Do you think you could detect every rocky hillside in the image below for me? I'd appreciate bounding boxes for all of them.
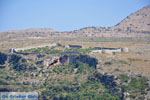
[69,6,150,34]
[0,46,150,100]
[114,6,150,33]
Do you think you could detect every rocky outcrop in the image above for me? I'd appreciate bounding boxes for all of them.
[60,55,98,68]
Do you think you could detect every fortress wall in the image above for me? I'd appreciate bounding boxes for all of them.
[90,50,102,54]
[121,48,129,52]
[14,43,57,52]
[91,48,126,54]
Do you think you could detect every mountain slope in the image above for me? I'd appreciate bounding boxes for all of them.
[114,6,150,32]
[69,6,150,34]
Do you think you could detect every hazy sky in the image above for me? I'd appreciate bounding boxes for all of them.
[0,0,149,32]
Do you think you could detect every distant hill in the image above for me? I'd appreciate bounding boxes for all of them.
[69,6,150,34]
[6,28,59,34]
[114,6,150,33]
[1,6,150,35]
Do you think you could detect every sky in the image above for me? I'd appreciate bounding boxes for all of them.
[0,0,149,32]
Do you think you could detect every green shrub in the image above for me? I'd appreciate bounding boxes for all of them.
[9,54,27,71]
[9,54,21,65]
[123,77,147,94]
[128,58,142,62]
[118,74,130,82]
[0,52,7,65]
[22,47,63,54]
[119,60,128,64]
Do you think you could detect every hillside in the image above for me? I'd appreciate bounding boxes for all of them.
[69,6,150,34]
[114,6,150,33]
[1,44,150,100]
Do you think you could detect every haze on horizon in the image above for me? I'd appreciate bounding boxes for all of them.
[0,0,149,32]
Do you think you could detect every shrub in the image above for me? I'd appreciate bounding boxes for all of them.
[9,54,21,65]
[104,62,112,66]
[123,77,147,94]
[0,52,7,65]
[9,54,27,71]
[128,58,142,62]
[119,60,128,64]
[118,74,130,82]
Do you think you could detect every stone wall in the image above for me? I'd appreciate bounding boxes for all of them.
[91,47,128,54]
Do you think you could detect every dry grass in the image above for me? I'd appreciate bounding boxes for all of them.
[0,33,150,76]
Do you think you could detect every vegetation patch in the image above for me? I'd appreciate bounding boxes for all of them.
[0,52,7,65]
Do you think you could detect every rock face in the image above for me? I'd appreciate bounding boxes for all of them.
[60,55,98,68]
